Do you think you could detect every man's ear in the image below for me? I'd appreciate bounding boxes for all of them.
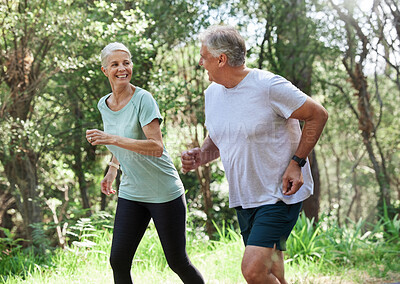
[218,54,228,67]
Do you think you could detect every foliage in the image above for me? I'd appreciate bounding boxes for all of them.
[1,214,400,283]
[0,227,53,282]
[286,213,400,275]
[0,3,400,281]
[0,228,25,255]
[0,0,207,241]
[314,0,399,217]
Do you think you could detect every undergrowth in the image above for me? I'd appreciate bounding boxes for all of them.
[1,210,399,283]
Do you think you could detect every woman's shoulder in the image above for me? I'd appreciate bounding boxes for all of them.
[97,93,112,109]
[130,86,157,105]
[134,86,153,98]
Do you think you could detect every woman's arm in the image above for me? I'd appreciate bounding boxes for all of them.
[86,118,164,157]
[101,156,120,196]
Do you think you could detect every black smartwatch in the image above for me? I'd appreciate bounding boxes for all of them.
[292,155,306,167]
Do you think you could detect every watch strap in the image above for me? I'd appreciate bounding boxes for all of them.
[108,161,120,170]
[292,155,306,167]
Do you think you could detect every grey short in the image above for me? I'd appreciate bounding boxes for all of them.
[235,201,302,251]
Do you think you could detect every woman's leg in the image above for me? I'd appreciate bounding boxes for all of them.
[110,198,151,284]
[149,194,205,284]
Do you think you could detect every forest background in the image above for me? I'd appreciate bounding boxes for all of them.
[0,0,399,283]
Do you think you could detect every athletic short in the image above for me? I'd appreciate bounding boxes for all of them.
[235,201,302,251]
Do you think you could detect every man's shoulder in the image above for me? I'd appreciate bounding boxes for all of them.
[252,69,276,81]
[205,82,222,92]
[252,69,294,90]
[204,82,224,98]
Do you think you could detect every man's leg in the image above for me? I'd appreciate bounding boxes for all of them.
[241,245,287,284]
[237,202,302,284]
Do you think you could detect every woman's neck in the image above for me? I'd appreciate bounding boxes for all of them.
[106,84,135,111]
[111,84,135,102]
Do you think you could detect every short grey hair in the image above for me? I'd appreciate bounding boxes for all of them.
[199,25,246,67]
[100,42,132,69]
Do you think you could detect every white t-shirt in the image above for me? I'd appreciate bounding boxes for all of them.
[205,69,313,209]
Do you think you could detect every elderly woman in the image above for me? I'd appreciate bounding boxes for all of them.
[86,42,204,284]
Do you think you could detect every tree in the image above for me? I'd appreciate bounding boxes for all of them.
[372,0,400,203]
[0,0,157,241]
[0,0,214,243]
[0,0,86,241]
[325,0,395,216]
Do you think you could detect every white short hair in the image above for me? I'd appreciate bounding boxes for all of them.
[101,42,132,69]
[199,25,246,67]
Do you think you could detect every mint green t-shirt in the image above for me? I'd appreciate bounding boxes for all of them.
[97,87,184,203]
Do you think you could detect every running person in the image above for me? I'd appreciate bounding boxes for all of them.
[181,25,328,284]
[87,42,204,284]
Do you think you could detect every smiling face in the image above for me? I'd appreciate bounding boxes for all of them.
[199,45,220,82]
[101,50,133,89]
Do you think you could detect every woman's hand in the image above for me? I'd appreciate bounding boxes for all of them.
[101,168,118,196]
[86,129,116,146]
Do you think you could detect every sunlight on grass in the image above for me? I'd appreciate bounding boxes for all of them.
[1,213,399,284]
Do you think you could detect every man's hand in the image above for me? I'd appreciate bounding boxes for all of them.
[282,161,304,195]
[181,148,202,174]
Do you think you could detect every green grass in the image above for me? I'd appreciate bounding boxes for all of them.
[1,213,399,284]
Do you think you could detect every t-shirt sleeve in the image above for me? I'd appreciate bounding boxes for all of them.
[204,84,215,140]
[204,88,209,129]
[138,91,163,127]
[268,75,307,119]
[97,94,109,113]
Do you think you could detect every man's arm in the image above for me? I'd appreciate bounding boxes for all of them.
[181,135,220,174]
[282,97,328,195]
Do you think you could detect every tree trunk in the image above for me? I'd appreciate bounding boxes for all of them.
[330,0,393,219]
[195,164,215,238]
[0,32,46,241]
[0,188,16,236]
[352,62,391,216]
[3,146,42,240]
[72,102,91,215]
[302,150,320,222]
[76,163,92,215]
[363,134,391,214]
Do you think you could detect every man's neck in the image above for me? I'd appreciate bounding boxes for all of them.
[219,66,251,89]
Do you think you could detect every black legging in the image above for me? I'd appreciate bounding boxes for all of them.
[110,194,204,284]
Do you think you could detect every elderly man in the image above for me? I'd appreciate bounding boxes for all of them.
[181,25,328,284]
